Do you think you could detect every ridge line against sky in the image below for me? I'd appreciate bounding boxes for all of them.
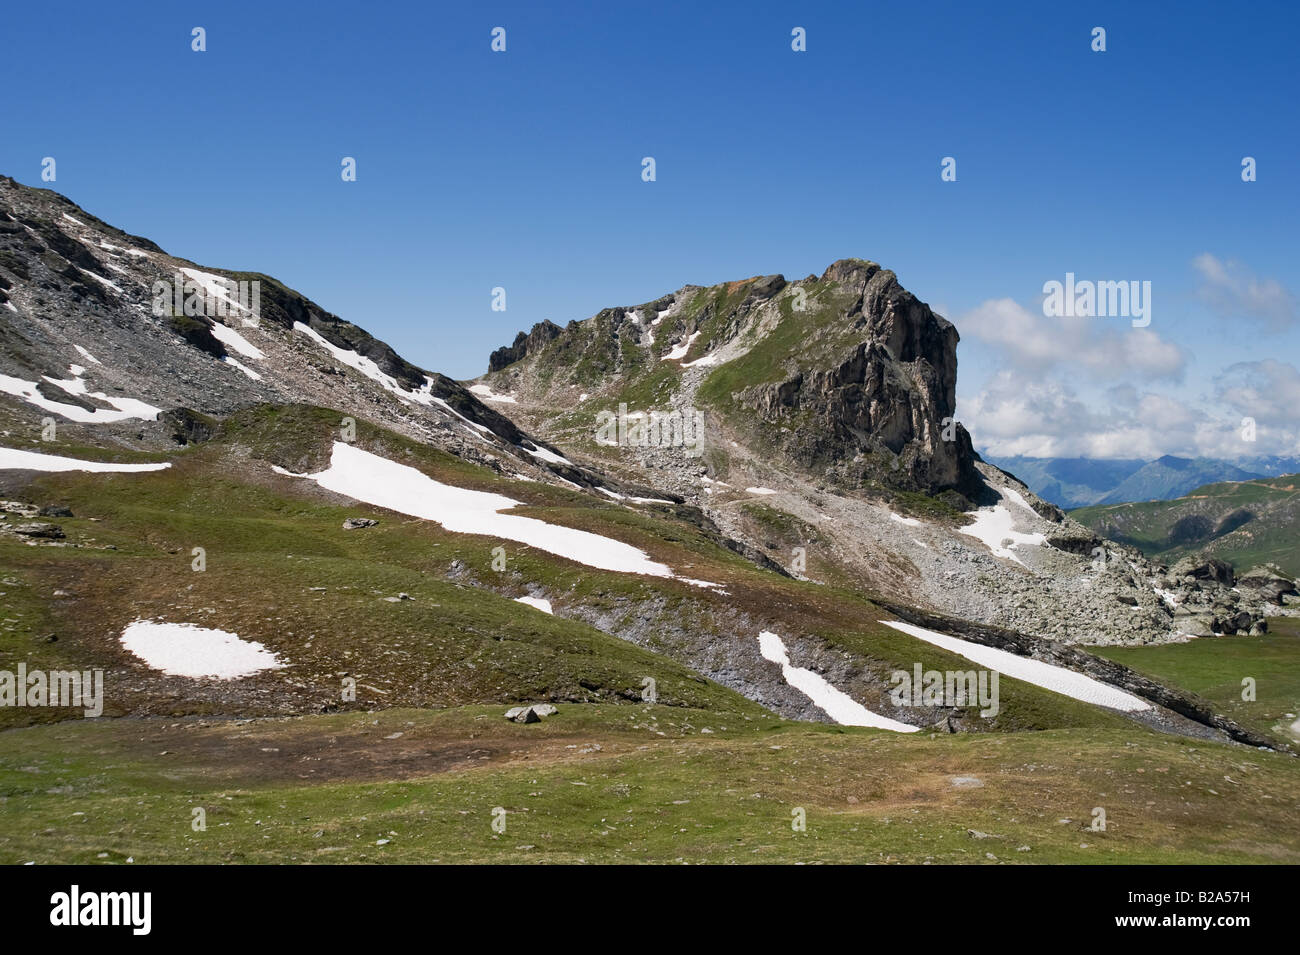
[2,0,1296,460]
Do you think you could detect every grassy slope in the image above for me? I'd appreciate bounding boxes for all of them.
[2,404,1138,736]
[1,705,1296,864]
[1095,618,1300,743]
[1071,475,1300,577]
[4,404,1299,863]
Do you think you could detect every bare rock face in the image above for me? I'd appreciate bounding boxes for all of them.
[489,320,562,372]
[736,261,981,498]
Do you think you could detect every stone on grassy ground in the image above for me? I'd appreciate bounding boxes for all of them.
[505,703,558,723]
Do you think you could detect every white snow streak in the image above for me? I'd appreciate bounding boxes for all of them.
[758,631,918,731]
[0,446,170,473]
[879,620,1151,712]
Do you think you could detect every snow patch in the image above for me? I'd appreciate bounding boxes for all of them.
[957,486,1047,565]
[179,267,254,316]
[0,446,170,473]
[681,351,720,368]
[1154,587,1180,608]
[758,631,919,731]
[73,345,101,365]
[295,322,452,414]
[282,442,676,579]
[879,620,1151,712]
[120,620,283,679]
[0,370,161,424]
[514,595,553,614]
[77,268,122,294]
[522,443,571,466]
[889,512,922,527]
[746,487,777,496]
[661,331,701,361]
[224,356,262,381]
[469,383,517,404]
[208,321,264,360]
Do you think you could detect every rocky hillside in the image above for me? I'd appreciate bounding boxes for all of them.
[1,177,1286,759]
[475,262,1277,644]
[1073,474,1300,580]
[476,259,982,500]
[0,175,600,492]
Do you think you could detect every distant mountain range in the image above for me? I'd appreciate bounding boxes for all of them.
[986,454,1300,509]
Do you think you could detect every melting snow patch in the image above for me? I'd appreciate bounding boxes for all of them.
[1154,587,1179,608]
[681,351,720,368]
[746,487,777,496]
[661,331,701,361]
[208,321,264,360]
[224,357,262,381]
[879,620,1151,712]
[514,595,553,614]
[0,447,170,473]
[957,486,1046,565]
[120,620,283,679]
[178,267,254,316]
[77,268,123,294]
[283,442,676,578]
[0,370,161,423]
[522,443,571,466]
[73,345,101,365]
[295,322,441,409]
[468,384,518,404]
[889,512,922,527]
[758,631,918,731]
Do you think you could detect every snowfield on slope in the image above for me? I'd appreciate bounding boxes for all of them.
[957,485,1047,565]
[469,383,518,403]
[879,620,1151,712]
[0,446,171,473]
[120,620,284,679]
[281,442,680,579]
[514,595,553,614]
[758,631,919,731]
[0,369,161,424]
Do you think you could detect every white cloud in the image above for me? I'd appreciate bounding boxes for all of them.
[1193,254,1297,330]
[959,298,1185,379]
[1214,359,1300,426]
[960,370,1299,460]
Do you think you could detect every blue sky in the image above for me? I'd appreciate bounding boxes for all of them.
[2,0,1297,459]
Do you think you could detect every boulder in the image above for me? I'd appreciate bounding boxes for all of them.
[1237,568,1298,606]
[504,703,557,723]
[1170,556,1235,587]
[13,522,64,539]
[342,517,378,530]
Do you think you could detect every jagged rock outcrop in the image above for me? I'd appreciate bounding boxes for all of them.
[735,260,981,498]
[1237,567,1298,606]
[489,319,562,372]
